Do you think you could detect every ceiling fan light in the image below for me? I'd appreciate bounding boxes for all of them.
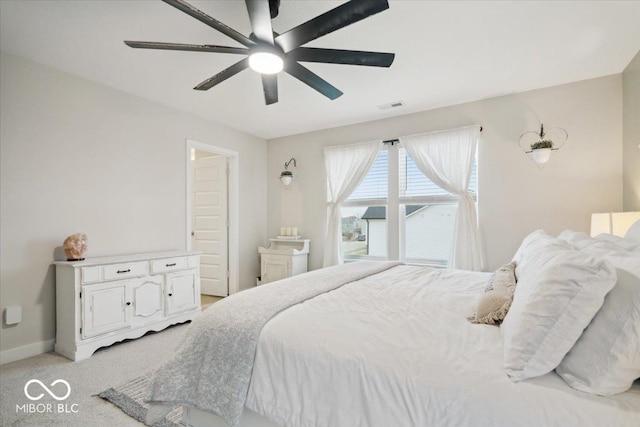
[249,51,283,74]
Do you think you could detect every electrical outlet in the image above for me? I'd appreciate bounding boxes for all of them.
[4,306,22,325]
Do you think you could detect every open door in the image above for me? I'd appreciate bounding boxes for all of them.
[191,152,228,297]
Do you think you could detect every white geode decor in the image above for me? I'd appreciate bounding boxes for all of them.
[63,233,87,261]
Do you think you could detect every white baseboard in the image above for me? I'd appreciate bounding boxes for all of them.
[0,339,55,365]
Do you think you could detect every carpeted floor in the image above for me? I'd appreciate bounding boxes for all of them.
[98,374,182,427]
[0,322,190,427]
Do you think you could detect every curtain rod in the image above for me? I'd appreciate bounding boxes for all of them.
[383,126,483,145]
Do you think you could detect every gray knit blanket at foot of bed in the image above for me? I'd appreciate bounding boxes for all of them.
[146,261,402,427]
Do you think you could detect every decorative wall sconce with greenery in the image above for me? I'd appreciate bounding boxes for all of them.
[518,124,568,168]
[280,157,297,186]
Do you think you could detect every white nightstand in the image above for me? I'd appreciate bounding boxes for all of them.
[258,239,310,285]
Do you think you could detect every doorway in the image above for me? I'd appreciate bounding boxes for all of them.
[185,140,239,297]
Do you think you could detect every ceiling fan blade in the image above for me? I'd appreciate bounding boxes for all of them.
[269,0,281,19]
[288,47,394,67]
[124,41,249,55]
[275,0,389,53]
[261,74,278,105]
[285,61,343,100]
[194,58,249,91]
[162,0,255,48]
[245,0,274,44]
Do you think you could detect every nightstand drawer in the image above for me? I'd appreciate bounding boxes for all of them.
[103,262,148,281]
[150,257,189,274]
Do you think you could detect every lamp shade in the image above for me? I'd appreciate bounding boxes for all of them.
[280,173,292,186]
[279,158,296,186]
[590,212,640,237]
[280,175,292,186]
[590,213,611,237]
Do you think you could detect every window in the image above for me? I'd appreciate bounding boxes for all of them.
[341,150,388,259]
[340,143,477,267]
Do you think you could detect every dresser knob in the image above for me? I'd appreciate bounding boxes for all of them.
[168,293,173,297]
[126,302,131,306]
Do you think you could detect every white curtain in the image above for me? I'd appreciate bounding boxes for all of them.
[323,141,382,267]
[400,126,481,271]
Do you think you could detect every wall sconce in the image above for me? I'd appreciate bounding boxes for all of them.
[518,124,568,168]
[280,158,296,186]
[590,211,640,237]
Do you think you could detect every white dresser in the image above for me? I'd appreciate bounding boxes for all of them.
[54,251,201,361]
[258,239,310,285]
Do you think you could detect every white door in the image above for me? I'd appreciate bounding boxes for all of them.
[192,154,228,296]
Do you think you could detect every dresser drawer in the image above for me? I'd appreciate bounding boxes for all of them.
[150,257,189,274]
[103,262,148,281]
[81,266,102,284]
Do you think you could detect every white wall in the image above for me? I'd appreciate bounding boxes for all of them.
[367,220,386,257]
[267,75,623,272]
[622,50,640,210]
[0,52,267,356]
[405,205,457,261]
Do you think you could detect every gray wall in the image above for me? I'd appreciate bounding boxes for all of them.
[622,50,640,210]
[0,52,267,356]
[267,75,623,272]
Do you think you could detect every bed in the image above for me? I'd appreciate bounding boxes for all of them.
[146,229,640,427]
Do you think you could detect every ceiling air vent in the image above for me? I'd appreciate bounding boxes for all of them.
[377,101,405,110]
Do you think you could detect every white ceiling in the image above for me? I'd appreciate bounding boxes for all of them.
[1,1,639,140]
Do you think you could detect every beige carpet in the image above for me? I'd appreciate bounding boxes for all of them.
[1,322,190,426]
[98,373,182,427]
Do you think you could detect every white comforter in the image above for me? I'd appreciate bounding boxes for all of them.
[245,265,640,427]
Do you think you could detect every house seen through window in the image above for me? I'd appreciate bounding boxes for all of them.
[341,144,477,267]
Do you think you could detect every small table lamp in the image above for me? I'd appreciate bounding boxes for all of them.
[590,212,640,237]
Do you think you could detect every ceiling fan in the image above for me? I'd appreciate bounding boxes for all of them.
[125,0,395,105]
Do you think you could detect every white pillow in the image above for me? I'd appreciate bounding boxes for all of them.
[555,242,640,395]
[558,229,640,254]
[501,237,617,381]
[594,233,640,252]
[556,267,640,395]
[556,230,592,249]
[625,219,640,242]
[511,229,550,265]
